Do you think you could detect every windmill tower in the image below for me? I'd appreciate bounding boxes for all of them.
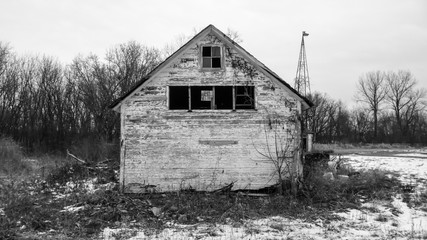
[294,31,310,97]
[294,31,314,152]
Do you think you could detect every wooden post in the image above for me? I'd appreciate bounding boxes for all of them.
[188,85,192,112]
[232,85,236,111]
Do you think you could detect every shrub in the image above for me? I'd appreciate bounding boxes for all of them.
[46,163,90,185]
[46,162,118,186]
[346,169,400,200]
[0,178,55,239]
[301,163,402,207]
[69,138,119,164]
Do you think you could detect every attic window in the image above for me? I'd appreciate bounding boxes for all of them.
[202,46,221,69]
[169,86,255,110]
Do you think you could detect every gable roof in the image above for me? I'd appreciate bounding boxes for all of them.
[110,24,313,111]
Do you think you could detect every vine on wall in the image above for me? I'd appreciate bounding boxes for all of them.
[225,47,258,80]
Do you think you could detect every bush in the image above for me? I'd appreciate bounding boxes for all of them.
[46,163,90,185]
[301,165,402,207]
[69,138,119,164]
[46,162,118,186]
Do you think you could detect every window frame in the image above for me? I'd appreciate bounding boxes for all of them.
[200,45,224,71]
[235,86,255,109]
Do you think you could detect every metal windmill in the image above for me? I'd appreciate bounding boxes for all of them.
[294,31,310,97]
[295,31,314,151]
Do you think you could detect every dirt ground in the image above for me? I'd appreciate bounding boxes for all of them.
[103,148,427,240]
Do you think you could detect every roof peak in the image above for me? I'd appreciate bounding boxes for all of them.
[110,25,313,110]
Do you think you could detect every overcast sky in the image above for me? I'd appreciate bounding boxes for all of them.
[1,0,426,105]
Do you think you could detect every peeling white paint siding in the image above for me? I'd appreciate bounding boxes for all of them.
[120,34,303,193]
[119,103,126,192]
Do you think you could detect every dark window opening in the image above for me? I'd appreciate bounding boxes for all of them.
[215,86,233,109]
[169,86,189,110]
[202,46,221,69]
[191,86,213,109]
[236,86,255,109]
[212,58,221,68]
[202,47,211,57]
[169,85,255,110]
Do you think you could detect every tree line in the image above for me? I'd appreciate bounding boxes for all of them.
[1,39,426,157]
[0,41,161,157]
[0,30,242,158]
[307,70,426,144]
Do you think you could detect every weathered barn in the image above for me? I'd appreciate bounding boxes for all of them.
[111,25,313,193]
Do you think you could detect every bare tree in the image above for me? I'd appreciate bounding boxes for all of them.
[162,27,243,59]
[386,70,417,139]
[350,108,372,142]
[402,88,427,141]
[377,112,395,142]
[106,41,162,94]
[15,56,39,147]
[255,108,301,195]
[332,101,352,142]
[355,71,387,141]
[226,28,243,44]
[66,41,163,149]
[0,42,11,76]
[307,92,338,142]
[0,50,19,136]
[161,33,193,59]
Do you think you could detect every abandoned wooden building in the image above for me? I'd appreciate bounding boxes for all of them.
[110,25,313,193]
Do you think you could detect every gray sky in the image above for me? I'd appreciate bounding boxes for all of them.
[1,0,426,105]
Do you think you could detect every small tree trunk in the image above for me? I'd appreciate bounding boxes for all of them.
[277,173,284,195]
[290,177,298,197]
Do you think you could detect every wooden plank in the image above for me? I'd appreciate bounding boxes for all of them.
[198,140,238,146]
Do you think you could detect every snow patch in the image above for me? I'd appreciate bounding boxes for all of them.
[394,153,427,158]
[392,196,427,232]
[60,204,86,213]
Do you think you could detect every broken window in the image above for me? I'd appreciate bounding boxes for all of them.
[202,46,221,69]
[215,86,233,109]
[235,86,255,109]
[169,86,255,110]
[201,90,213,101]
[191,86,213,109]
[169,86,189,110]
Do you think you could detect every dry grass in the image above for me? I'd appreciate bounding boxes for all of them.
[0,141,413,239]
[0,137,29,177]
[1,158,407,239]
[0,163,121,239]
[313,143,420,155]
[301,160,403,208]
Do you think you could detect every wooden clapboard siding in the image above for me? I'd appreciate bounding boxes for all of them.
[120,33,303,193]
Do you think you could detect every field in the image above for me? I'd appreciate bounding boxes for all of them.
[1,144,427,240]
[113,148,427,240]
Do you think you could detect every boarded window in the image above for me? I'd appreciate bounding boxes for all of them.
[202,46,221,69]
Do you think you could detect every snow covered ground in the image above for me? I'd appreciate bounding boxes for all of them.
[104,148,427,240]
[343,149,427,191]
